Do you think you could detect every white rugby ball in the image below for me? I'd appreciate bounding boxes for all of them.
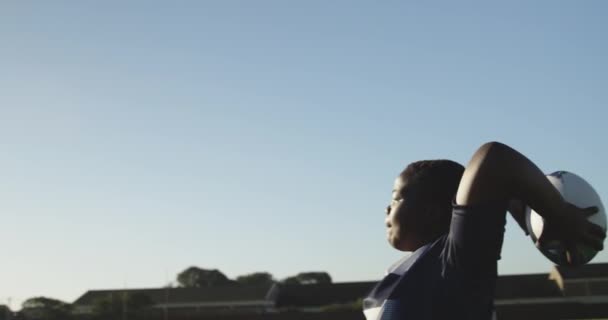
[526,171,606,265]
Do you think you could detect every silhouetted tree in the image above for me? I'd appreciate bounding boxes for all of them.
[176,266,232,287]
[0,305,13,320]
[20,297,71,320]
[282,272,332,285]
[236,272,275,286]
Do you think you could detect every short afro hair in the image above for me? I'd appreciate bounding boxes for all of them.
[400,159,465,234]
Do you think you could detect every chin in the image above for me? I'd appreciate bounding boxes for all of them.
[396,238,418,252]
[387,236,397,249]
[388,237,406,251]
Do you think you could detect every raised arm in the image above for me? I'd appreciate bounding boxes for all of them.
[456,142,605,263]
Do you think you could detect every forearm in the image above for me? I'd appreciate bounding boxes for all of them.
[456,142,564,219]
[508,199,529,235]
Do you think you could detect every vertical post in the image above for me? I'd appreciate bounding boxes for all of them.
[164,287,168,320]
[164,269,169,320]
[123,278,128,320]
[122,291,127,320]
[5,298,11,320]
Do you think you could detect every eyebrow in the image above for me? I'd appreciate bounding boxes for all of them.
[394,186,410,195]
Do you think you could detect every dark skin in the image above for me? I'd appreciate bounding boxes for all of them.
[386,142,606,265]
[386,175,446,251]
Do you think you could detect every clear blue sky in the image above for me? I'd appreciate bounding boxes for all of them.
[1,0,607,310]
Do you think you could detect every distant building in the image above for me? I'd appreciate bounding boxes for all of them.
[71,263,608,320]
[495,263,608,319]
[73,283,278,317]
[273,263,608,319]
[276,281,375,312]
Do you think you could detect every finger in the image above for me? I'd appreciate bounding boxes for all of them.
[538,224,558,242]
[536,232,550,248]
[535,237,552,249]
[563,240,576,265]
[565,241,586,266]
[566,250,573,265]
[535,240,544,249]
[581,234,604,251]
[583,206,599,217]
[588,223,607,239]
[566,249,580,266]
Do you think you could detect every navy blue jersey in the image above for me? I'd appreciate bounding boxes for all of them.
[364,203,507,320]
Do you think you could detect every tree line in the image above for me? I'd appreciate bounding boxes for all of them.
[7,267,332,320]
[176,267,332,287]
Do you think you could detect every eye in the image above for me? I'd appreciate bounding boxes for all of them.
[386,199,403,215]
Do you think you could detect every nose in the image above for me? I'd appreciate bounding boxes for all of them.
[385,206,392,227]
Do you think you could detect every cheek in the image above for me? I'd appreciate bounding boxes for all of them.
[387,210,399,229]
[387,216,407,250]
[388,210,405,238]
[391,207,417,240]
[390,206,407,228]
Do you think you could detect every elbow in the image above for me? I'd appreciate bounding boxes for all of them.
[474,141,513,164]
[465,141,515,177]
[456,141,515,205]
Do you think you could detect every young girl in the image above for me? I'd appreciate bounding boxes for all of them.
[363,141,605,320]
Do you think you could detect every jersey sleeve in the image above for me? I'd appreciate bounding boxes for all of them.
[442,201,508,277]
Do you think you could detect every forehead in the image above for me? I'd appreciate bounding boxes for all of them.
[393,175,409,193]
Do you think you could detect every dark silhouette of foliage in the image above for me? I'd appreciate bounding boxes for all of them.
[0,305,13,320]
[236,272,275,286]
[20,297,72,320]
[282,272,332,285]
[176,266,232,287]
